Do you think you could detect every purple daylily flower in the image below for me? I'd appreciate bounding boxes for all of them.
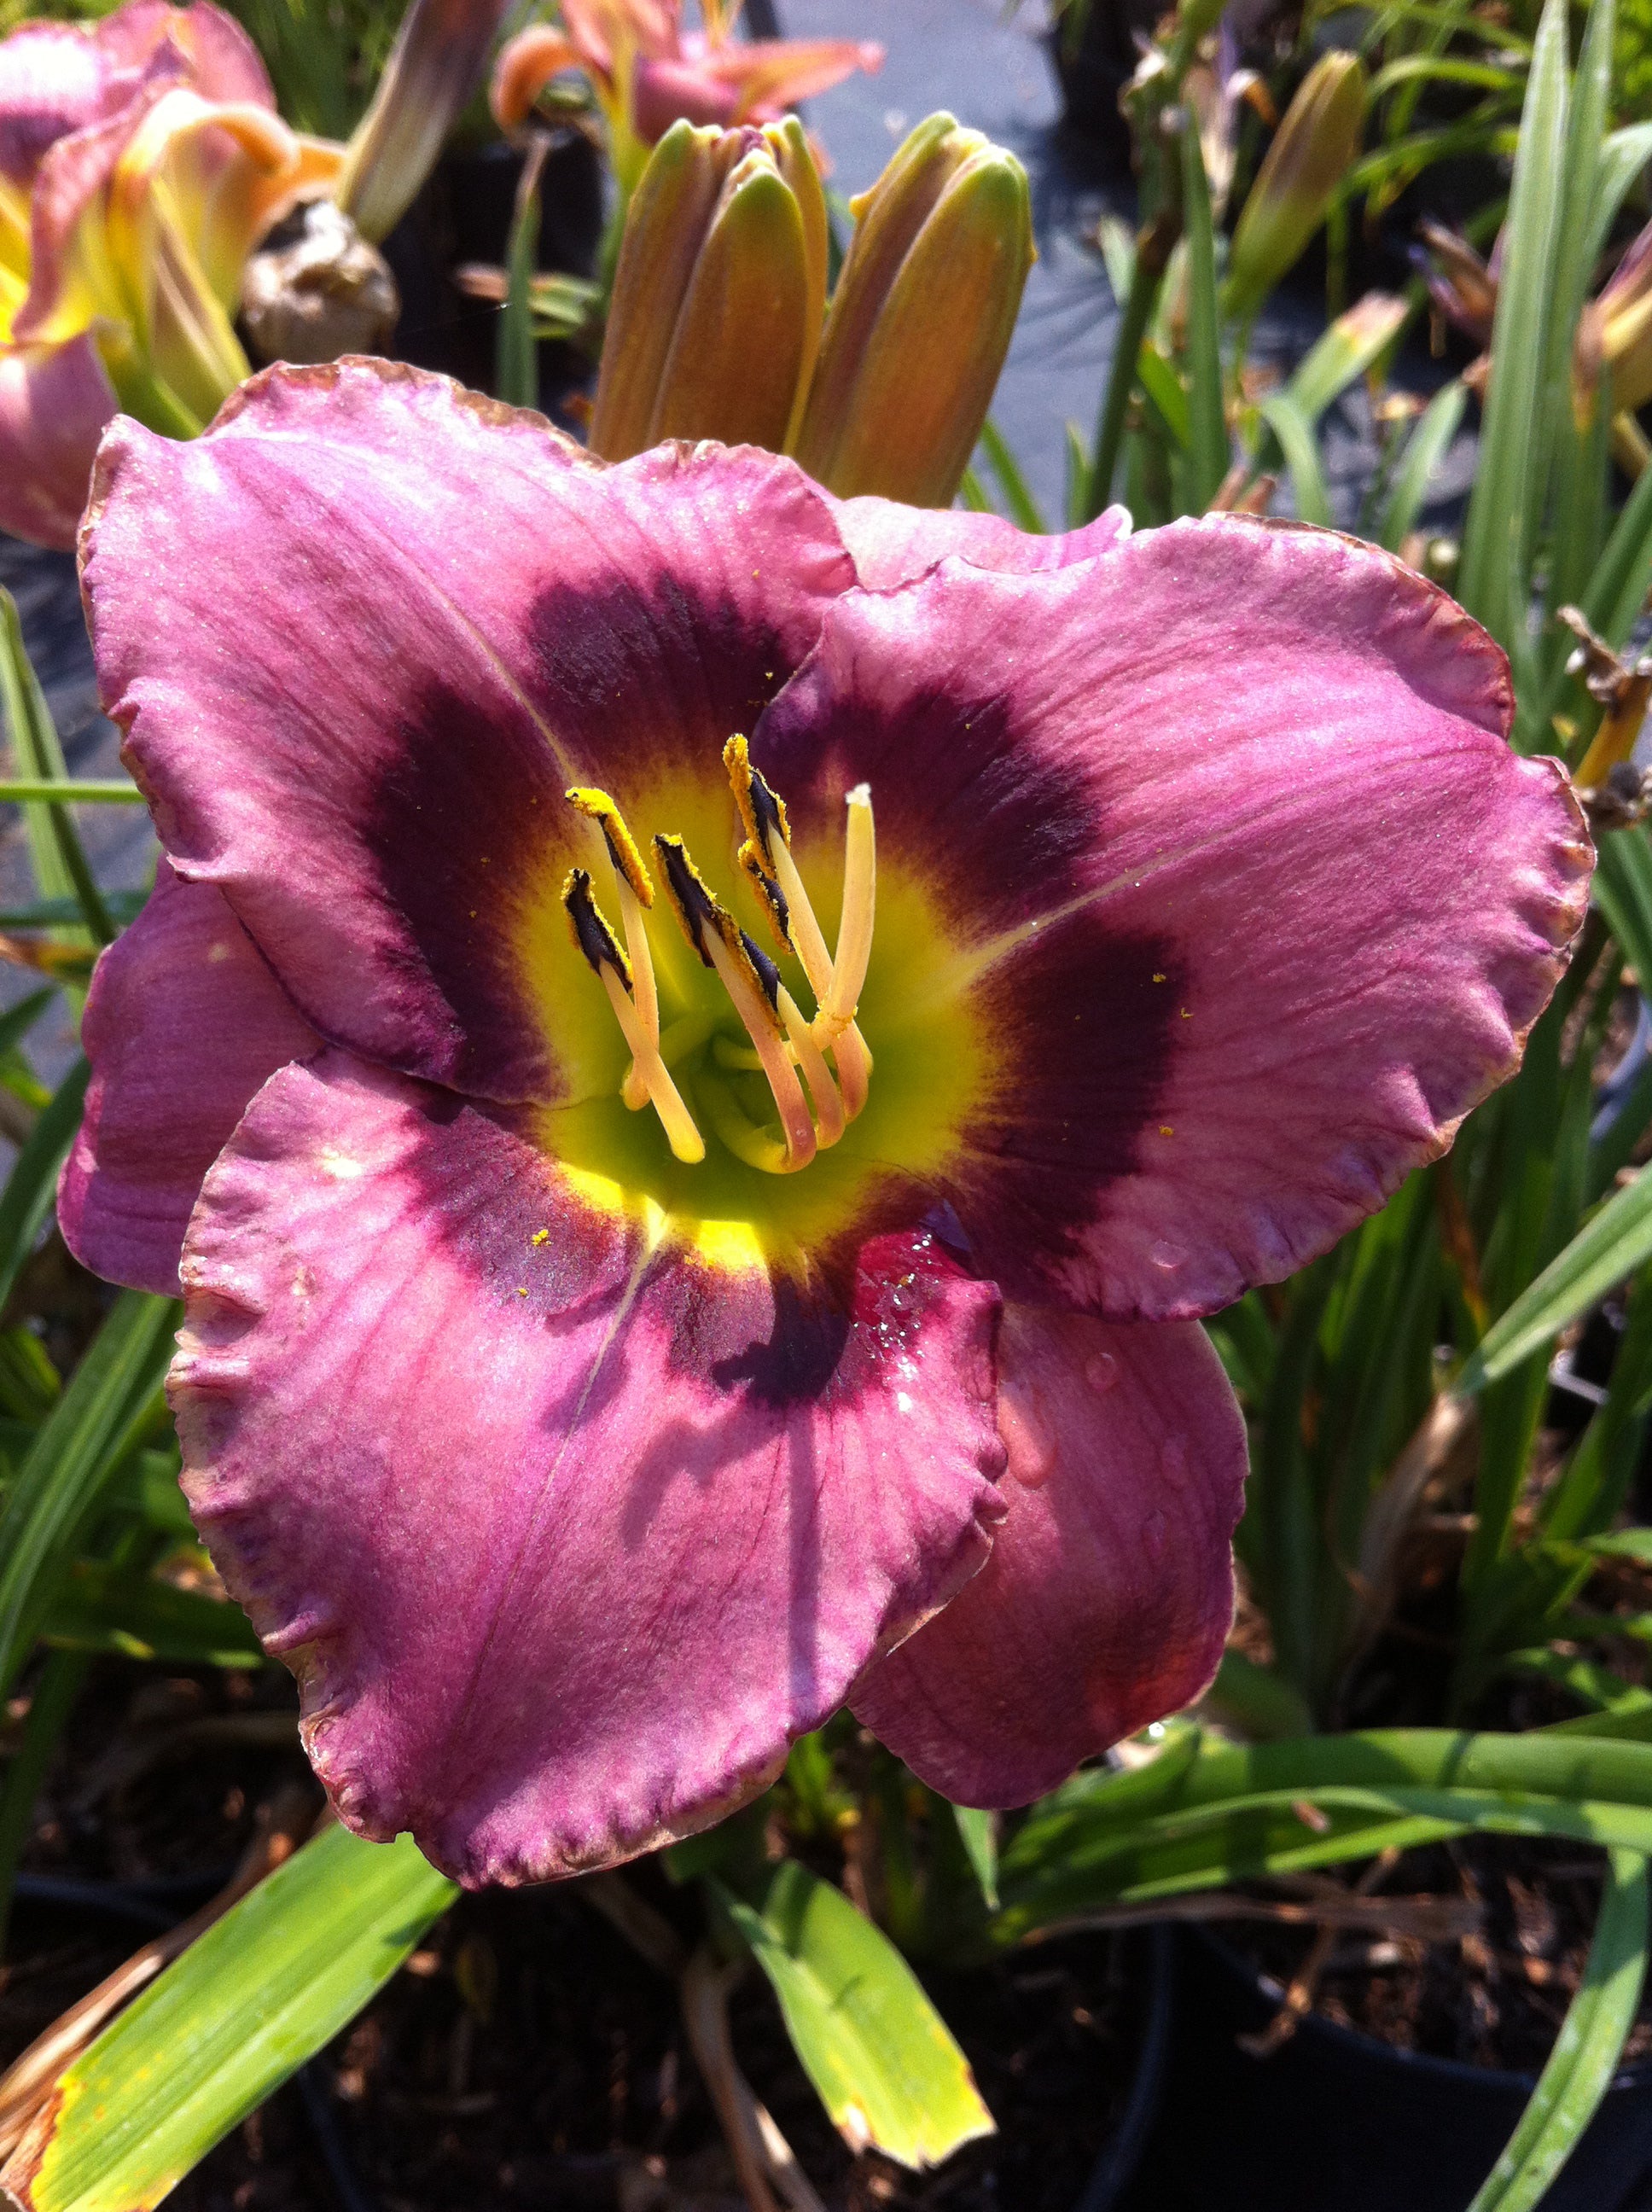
[63,360,1591,1882]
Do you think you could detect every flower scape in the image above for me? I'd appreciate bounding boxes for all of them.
[60,358,1592,1887]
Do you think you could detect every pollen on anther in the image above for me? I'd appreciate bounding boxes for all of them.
[1159,1125,1175,1136]
[1152,972,1166,983]
[567,788,654,905]
[531,1228,550,1245]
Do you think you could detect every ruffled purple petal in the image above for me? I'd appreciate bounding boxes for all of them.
[752,515,1591,1319]
[0,20,129,186]
[60,865,320,1296]
[95,2,274,108]
[82,363,856,1105]
[829,494,1131,590]
[171,1050,1005,1883]
[0,332,116,550]
[852,1307,1245,1806]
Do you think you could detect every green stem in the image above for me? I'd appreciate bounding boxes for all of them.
[0,781,144,804]
[1083,207,1180,522]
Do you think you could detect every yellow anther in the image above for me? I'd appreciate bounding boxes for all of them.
[723,734,791,870]
[740,841,794,955]
[562,868,632,992]
[566,787,654,906]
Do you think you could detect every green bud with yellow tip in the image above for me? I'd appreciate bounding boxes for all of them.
[589,114,828,464]
[790,113,1033,509]
[1224,52,1366,324]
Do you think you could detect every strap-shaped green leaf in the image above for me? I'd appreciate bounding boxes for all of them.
[951,1804,1000,1910]
[1455,0,1568,647]
[1467,1848,1649,2212]
[0,1057,90,1316]
[718,1860,993,2168]
[0,591,117,947]
[977,417,1047,534]
[1286,296,1409,430]
[497,143,544,410]
[1374,378,1467,550]
[1258,393,1332,525]
[1457,1167,1652,1394]
[0,1825,456,2212]
[0,1290,178,1697]
[1180,117,1227,512]
[43,1560,265,1669]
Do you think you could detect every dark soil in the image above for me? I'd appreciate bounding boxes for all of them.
[1222,1835,1652,2076]
[0,1659,1140,2212]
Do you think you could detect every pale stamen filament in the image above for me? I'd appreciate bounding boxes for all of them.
[567,790,661,1113]
[562,869,705,1164]
[777,983,846,1149]
[596,966,705,1163]
[701,927,817,1173]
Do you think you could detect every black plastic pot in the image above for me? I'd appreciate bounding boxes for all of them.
[380,135,603,399]
[1077,1924,1177,2212]
[1112,1925,1652,2211]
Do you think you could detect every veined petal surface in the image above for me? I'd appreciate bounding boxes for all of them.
[81,362,856,1104]
[852,1308,1245,1805]
[172,1051,1006,1883]
[830,493,1132,590]
[60,865,320,1297]
[752,515,1592,1318]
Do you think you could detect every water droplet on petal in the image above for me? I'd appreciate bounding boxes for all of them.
[1149,1239,1184,1272]
[1085,1352,1119,1395]
[1142,1508,1168,1561]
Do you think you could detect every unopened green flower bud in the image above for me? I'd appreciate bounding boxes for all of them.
[791,113,1033,508]
[1224,52,1365,323]
[590,115,827,464]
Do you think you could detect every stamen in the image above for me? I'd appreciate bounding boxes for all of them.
[566,787,654,906]
[724,735,790,871]
[777,982,846,1148]
[562,870,704,1164]
[656,835,817,1172]
[740,843,793,954]
[726,739,873,1120]
[822,783,875,1035]
[567,787,660,1108]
